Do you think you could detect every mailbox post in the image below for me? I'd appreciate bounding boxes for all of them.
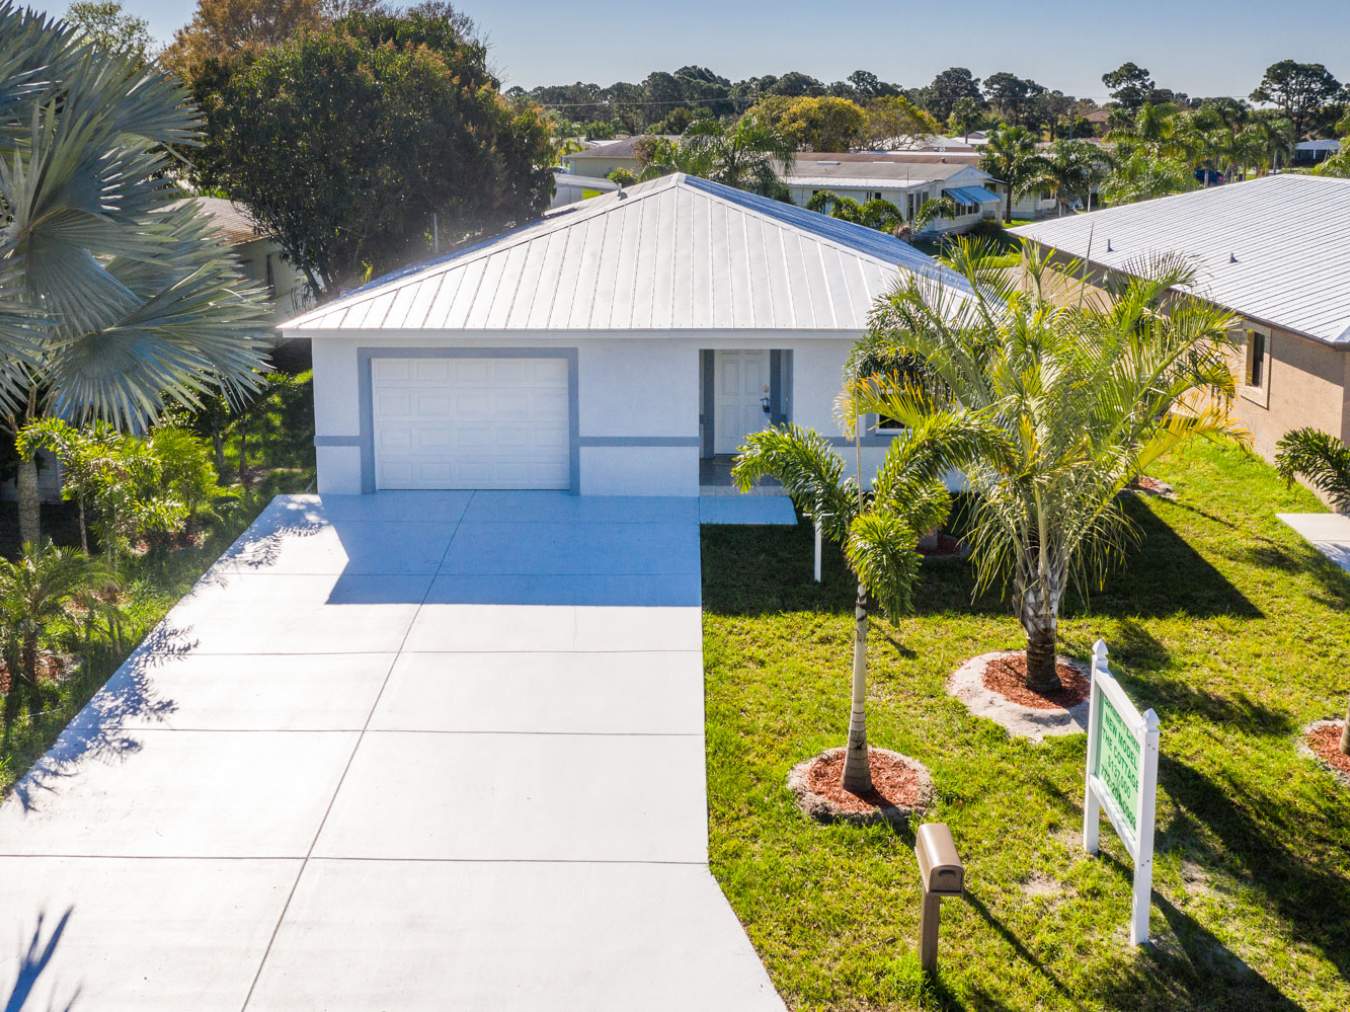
[914,822,964,974]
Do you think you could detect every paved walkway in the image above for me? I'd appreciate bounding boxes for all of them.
[0,492,784,1011]
[1279,512,1350,572]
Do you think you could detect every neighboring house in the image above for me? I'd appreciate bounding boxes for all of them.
[171,197,309,325]
[550,170,620,208]
[1294,139,1341,167]
[281,173,972,496]
[779,153,1002,233]
[561,135,678,179]
[1012,174,1350,467]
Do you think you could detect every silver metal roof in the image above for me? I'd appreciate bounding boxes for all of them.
[1011,175,1350,346]
[283,173,969,335]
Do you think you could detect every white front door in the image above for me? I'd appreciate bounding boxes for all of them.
[371,356,570,490]
[713,350,771,455]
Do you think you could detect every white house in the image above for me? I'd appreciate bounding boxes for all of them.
[281,174,971,497]
[561,135,679,179]
[779,154,1002,233]
[550,169,620,208]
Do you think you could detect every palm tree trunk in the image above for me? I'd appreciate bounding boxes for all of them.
[16,455,40,548]
[1024,613,1060,693]
[1341,696,1349,756]
[841,580,873,794]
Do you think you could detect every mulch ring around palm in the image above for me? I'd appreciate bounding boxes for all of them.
[947,650,1090,741]
[1300,720,1350,788]
[787,747,934,825]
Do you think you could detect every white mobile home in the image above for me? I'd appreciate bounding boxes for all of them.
[282,174,971,497]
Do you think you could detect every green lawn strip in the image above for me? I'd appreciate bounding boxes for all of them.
[703,439,1350,1010]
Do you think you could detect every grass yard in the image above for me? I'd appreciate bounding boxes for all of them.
[702,438,1350,1011]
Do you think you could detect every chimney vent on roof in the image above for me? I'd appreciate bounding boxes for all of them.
[1106,239,1113,253]
[1229,252,1238,263]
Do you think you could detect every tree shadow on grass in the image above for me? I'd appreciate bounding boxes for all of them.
[1159,753,1350,982]
[1234,536,1350,613]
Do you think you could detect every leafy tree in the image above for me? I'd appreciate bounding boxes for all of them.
[777,96,867,151]
[863,95,940,149]
[919,67,983,122]
[1251,60,1342,141]
[732,420,980,792]
[805,192,904,233]
[846,69,899,100]
[189,6,554,294]
[1025,139,1099,214]
[64,1,152,61]
[1100,149,1197,204]
[947,96,983,141]
[984,72,1046,128]
[979,124,1043,220]
[1102,62,1155,115]
[0,5,271,547]
[0,544,112,744]
[767,71,825,98]
[607,167,638,186]
[163,0,329,78]
[863,241,1240,691]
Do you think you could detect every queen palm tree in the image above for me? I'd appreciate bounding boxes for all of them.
[638,117,795,196]
[1025,140,1094,215]
[732,410,995,792]
[861,240,1241,693]
[979,124,1043,222]
[0,5,272,545]
[1275,428,1350,755]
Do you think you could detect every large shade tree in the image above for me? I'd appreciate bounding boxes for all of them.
[186,5,554,295]
[637,117,795,196]
[0,3,271,546]
[861,241,1241,692]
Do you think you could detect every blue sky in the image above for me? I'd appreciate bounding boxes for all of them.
[44,0,1350,100]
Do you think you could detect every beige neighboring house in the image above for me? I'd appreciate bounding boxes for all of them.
[779,152,1002,233]
[171,197,309,327]
[1011,175,1350,469]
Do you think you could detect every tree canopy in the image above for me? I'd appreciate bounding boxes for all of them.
[185,5,553,294]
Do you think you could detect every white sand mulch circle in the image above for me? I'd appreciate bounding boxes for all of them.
[947,650,1089,742]
[1298,719,1350,788]
[787,746,935,826]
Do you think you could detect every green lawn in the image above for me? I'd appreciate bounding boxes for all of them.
[702,439,1350,1011]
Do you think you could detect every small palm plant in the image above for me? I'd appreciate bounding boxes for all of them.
[864,239,1241,693]
[732,409,993,792]
[1276,427,1350,757]
[0,542,112,742]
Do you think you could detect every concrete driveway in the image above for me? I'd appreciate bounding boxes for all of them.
[0,492,784,1011]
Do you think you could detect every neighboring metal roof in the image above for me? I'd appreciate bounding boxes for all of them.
[552,170,620,191]
[282,173,970,334]
[782,160,985,189]
[944,185,1001,204]
[1010,175,1350,346]
[565,135,679,161]
[168,196,269,247]
[1296,139,1340,152]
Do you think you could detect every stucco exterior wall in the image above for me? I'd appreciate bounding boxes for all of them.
[308,332,886,497]
[1229,325,1348,462]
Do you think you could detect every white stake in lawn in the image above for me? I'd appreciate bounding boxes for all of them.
[1083,639,1161,946]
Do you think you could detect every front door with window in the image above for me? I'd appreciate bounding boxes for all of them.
[713,350,771,454]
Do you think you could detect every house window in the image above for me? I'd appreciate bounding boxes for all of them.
[1244,328,1267,388]
[874,415,905,434]
[872,192,883,202]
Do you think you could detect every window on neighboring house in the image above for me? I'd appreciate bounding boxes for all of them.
[874,414,906,434]
[872,191,883,202]
[1244,328,1267,388]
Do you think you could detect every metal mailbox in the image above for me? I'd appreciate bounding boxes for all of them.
[915,823,964,896]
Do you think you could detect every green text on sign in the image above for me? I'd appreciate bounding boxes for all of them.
[1097,695,1141,829]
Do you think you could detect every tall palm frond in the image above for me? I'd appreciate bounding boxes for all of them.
[1276,428,1350,512]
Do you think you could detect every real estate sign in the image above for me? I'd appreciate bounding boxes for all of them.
[1083,639,1160,946]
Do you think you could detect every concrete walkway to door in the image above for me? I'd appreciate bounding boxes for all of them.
[0,492,784,1011]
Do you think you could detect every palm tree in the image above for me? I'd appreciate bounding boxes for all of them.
[0,542,111,742]
[1276,429,1350,756]
[862,240,1241,692]
[980,124,1042,222]
[1025,140,1094,215]
[0,6,272,545]
[1276,429,1350,513]
[732,413,993,792]
[638,117,795,196]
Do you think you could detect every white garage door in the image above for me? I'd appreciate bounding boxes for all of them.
[372,357,570,490]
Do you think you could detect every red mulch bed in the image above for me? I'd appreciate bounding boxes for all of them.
[1128,475,1176,498]
[1306,723,1350,779]
[803,748,927,816]
[982,653,1090,710]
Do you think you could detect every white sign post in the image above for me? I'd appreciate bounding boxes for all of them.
[1083,639,1160,946]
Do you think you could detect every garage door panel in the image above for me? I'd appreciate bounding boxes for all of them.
[372,357,571,490]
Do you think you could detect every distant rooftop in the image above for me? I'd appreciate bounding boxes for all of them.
[168,196,269,247]
[1011,174,1350,346]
